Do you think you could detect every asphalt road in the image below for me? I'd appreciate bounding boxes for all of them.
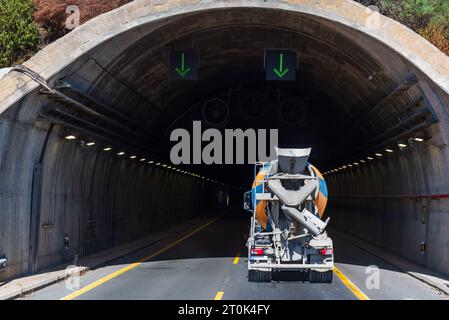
[20,213,447,300]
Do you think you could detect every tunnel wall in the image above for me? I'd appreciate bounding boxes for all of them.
[0,95,217,281]
[327,121,449,276]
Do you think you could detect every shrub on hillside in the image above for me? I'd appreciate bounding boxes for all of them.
[359,0,449,55]
[0,0,38,68]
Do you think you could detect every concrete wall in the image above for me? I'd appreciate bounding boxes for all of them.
[0,95,219,281]
[327,121,449,276]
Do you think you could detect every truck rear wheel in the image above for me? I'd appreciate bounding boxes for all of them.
[310,270,333,283]
[248,270,272,282]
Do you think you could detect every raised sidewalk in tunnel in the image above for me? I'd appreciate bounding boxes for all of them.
[0,215,214,300]
[330,228,449,296]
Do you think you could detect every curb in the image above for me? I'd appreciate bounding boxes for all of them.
[0,216,212,300]
[331,228,449,296]
[0,266,88,300]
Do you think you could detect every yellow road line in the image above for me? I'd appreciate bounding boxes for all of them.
[233,253,240,265]
[61,216,223,300]
[333,266,370,300]
[214,291,224,300]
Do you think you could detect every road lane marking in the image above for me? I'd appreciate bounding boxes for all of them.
[214,291,224,300]
[333,266,370,300]
[233,253,240,265]
[61,215,223,300]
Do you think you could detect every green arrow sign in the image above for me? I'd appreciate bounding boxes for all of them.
[273,53,289,78]
[169,49,199,80]
[175,52,191,77]
[265,49,296,81]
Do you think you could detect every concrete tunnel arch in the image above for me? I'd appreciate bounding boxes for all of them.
[1,0,449,281]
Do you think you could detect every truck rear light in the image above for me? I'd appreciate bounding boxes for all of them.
[250,248,266,255]
[319,248,333,255]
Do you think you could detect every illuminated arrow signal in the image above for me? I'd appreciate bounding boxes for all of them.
[265,49,296,81]
[175,52,191,77]
[273,53,289,78]
[169,49,199,80]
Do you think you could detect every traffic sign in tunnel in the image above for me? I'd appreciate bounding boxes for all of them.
[0,0,449,291]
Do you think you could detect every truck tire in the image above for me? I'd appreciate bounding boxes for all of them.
[248,270,272,282]
[310,270,333,283]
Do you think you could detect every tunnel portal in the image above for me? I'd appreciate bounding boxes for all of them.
[0,0,449,282]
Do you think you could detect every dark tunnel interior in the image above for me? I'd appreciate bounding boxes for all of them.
[58,9,429,188]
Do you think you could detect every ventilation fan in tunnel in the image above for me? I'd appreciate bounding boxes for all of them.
[201,98,230,128]
[279,98,308,126]
[241,90,268,120]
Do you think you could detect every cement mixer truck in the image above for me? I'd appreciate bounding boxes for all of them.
[243,148,333,283]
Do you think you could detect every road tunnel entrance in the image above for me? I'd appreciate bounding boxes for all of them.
[1,0,449,282]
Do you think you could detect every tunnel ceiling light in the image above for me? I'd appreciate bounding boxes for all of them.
[353,162,359,166]
[386,149,394,153]
[347,164,353,167]
[162,164,167,167]
[86,142,95,146]
[360,160,366,163]
[398,143,407,148]
[130,155,136,159]
[148,160,154,164]
[367,156,374,160]
[414,137,424,142]
[65,135,76,140]
[140,158,146,162]
[376,153,383,157]
[117,152,125,156]
[103,147,112,151]
[156,162,161,166]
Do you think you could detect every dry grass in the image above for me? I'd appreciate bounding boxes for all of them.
[418,21,449,55]
[32,0,132,44]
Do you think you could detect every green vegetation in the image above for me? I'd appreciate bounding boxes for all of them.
[0,0,448,68]
[359,0,449,54]
[381,0,449,27]
[0,0,38,68]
